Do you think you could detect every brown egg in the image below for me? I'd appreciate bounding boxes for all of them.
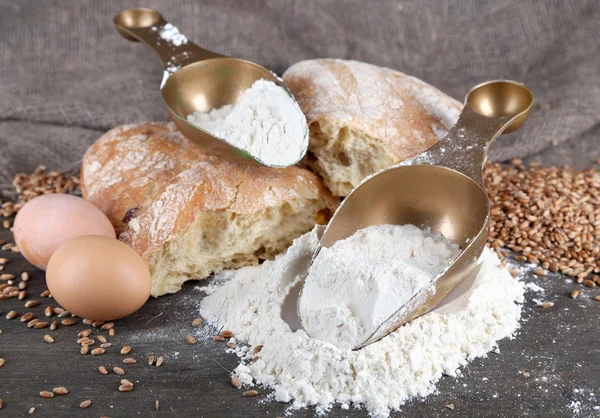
[46,235,151,321]
[13,194,116,270]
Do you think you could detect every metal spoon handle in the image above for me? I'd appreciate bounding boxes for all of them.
[411,108,512,187]
[114,8,222,70]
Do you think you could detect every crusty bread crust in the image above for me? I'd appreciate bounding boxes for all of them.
[283,59,462,196]
[81,122,338,295]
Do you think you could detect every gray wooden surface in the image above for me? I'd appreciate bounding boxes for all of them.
[1,224,599,417]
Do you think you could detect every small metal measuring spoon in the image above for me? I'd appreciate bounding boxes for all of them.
[285,80,533,350]
[113,8,308,167]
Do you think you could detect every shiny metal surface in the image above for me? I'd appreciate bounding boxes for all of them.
[301,80,533,349]
[113,9,308,167]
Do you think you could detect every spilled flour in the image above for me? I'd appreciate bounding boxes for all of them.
[200,227,524,417]
[299,224,460,349]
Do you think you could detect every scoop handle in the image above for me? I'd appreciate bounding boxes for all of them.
[114,9,223,70]
[409,80,533,187]
[411,108,512,186]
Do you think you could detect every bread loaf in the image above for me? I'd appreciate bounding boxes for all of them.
[283,59,462,196]
[81,122,339,296]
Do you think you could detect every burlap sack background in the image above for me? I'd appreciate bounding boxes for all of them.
[1,0,598,186]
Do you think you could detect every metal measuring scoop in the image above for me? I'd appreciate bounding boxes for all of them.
[284,80,533,350]
[113,8,308,167]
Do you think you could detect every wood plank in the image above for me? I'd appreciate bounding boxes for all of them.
[0,226,598,417]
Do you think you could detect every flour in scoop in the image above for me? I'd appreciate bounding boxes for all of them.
[299,224,461,349]
[186,79,308,166]
[199,227,524,417]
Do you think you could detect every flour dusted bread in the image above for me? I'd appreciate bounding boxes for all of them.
[283,59,462,196]
[81,122,338,296]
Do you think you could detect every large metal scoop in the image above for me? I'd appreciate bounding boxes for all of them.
[287,80,533,349]
[114,8,308,167]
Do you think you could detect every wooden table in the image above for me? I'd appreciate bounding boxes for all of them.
[0,223,599,417]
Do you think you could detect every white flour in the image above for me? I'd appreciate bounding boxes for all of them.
[159,23,188,47]
[187,79,308,166]
[299,224,460,349]
[200,227,524,417]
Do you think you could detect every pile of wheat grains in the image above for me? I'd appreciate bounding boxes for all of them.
[0,165,79,217]
[484,159,600,292]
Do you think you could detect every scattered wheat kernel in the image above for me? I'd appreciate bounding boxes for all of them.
[61,318,76,326]
[20,312,34,322]
[6,310,18,320]
[91,320,104,328]
[120,346,131,355]
[252,345,264,355]
[43,334,54,343]
[119,383,133,392]
[147,355,155,366]
[0,398,3,409]
[155,400,159,411]
[541,301,554,308]
[78,329,92,338]
[123,358,137,365]
[91,348,105,356]
[82,319,93,325]
[534,268,547,277]
[29,407,35,414]
[39,391,54,398]
[192,318,202,327]
[570,290,581,299]
[79,399,92,408]
[523,372,530,377]
[97,335,107,344]
[44,306,54,317]
[220,330,233,338]
[21,272,29,281]
[50,321,58,330]
[101,322,114,330]
[584,279,596,288]
[594,296,600,301]
[186,335,196,345]
[108,328,116,336]
[231,377,242,388]
[100,343,111,349]
[34,321,49,329]
[243,390,259,397]
[80,345,89,355]
[113,367,125,375]
[40,290,50,297]
[52,387,68,395]
[0,358,5,367]
[445,404,455,410]
[98,366,108,375]
[213,335,225,342]
[156,356,164,367]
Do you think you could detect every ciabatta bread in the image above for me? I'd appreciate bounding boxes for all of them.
[81,122,338,296]
[283,59,462,196]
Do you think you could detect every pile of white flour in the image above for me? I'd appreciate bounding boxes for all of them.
[187,79,308,166]
[200,227,523,417]
[299,224,460,349]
